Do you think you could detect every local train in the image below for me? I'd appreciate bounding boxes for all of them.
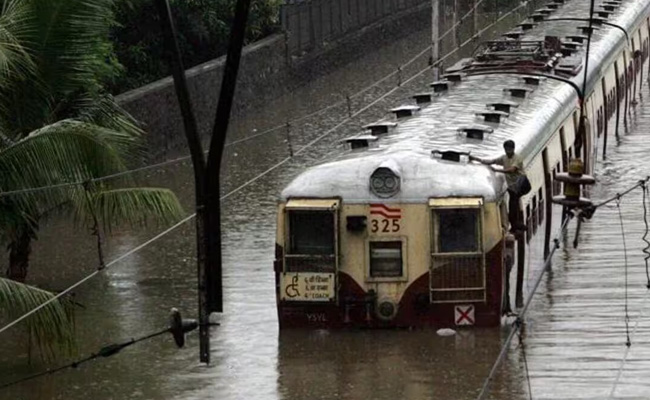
[274,0,650,328]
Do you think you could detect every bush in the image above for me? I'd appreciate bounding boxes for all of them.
[109,0,282,94]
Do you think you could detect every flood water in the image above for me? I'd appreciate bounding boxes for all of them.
[3,5,650,400]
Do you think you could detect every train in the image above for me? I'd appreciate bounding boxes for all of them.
[274,0,650,328]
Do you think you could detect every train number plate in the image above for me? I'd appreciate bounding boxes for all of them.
[369,204,402,233]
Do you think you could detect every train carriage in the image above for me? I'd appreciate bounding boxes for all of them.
[274,0,650,328]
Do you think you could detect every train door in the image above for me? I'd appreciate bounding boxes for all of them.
[429,198,486,304]
[542,149,552,259]
[583,96,595,174]
[280,199,339,303]
[632,36,638,103]
[615,59,622,135]
[601,77,608,145]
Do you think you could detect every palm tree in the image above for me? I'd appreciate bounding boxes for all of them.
[0,0,184,357]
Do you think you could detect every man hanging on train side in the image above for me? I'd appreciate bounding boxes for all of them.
[469,140,531,232]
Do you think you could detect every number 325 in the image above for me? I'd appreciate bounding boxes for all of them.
[371,218,400,233]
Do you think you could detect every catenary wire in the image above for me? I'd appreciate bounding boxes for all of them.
[0,0,540,338]
[0,0,511,199]
[476,212,574,400]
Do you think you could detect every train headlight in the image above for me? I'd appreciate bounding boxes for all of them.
[370,167,400,198]
[376,297,399,321]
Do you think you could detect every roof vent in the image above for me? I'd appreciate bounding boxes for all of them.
[390,105,420,118]
[487,101,519,113]
[522,76,543,85]
[363,121,397,135]
[579,25,599,34]
[475,111,509,123]
[545,3,559,10]
[412,93,434,104]
[566,34,588,43]
[442,73,463,82]
[535,8,553,15]
[560,47,577,57]
[530,13,545,22]
[562,41,581,50]
[504,87,532,98]
[458,126,494,140]
[432,150,470,162]
[517,22,537,31]
[596,10,612,18]
[430,81,449,93]
[600,4,617,11]
[550,0,565,3]
[343,135,377,149]
[503,31,523,39]
[556,60,583,75]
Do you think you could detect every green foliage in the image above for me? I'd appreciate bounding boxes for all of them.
[0,277,76,360]
[77,187,185,233]
[109,0,282,93]
[0,0,185,359]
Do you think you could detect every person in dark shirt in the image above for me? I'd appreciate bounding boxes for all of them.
[470,140,528,232]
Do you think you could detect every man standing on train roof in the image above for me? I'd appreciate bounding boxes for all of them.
[469,140,530,232]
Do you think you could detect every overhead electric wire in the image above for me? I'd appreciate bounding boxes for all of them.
[642,182,650,287]
[476,213,574,400]
[0,213,197,336]
[0,0,540,339]
[0,54,431,339]
[476,176,650,400]
[0,0,496,200]
[0,327,170,390]
[616,198,632,347]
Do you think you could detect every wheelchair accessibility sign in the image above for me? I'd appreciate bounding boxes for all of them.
[281,272,335,302]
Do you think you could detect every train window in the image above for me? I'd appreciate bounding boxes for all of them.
[538,187,545,225]
[526,204,532,242]
[553,163,562,195]
[436,209,479,253]
[288,211,335,255]
[532,196,538,234]
[369,241,403,278]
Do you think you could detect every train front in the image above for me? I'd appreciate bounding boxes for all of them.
[274,152,507,328]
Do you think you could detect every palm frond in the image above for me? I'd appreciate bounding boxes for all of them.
[0,119,137,216]
[73,93,143,140]
[79,187,185,233]
[30,0,116,93]
[0,119,133,189]
[0,277,75,360]
[0,0,35,80]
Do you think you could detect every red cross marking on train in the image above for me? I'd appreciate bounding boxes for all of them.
[455,305,475,325]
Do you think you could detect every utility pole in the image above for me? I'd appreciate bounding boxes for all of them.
[155,0,252,364]
[432,0,440,81]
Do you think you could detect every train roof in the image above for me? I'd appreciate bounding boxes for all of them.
[281,0,650,204]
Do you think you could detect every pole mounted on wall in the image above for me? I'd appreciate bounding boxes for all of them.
[431,0,440,81]
[154,0,252,364]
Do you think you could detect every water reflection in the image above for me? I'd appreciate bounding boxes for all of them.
[276,329,525,400]
[5,7,650,400]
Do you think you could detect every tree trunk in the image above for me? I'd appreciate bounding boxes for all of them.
[7,232,31,282]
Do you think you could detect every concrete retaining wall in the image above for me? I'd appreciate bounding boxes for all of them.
[116,1,431,160]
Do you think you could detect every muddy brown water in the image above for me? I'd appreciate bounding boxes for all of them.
[3,10,650,400]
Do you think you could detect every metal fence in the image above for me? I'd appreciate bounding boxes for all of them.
[281,0,430,56]
[282,0,553,63]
